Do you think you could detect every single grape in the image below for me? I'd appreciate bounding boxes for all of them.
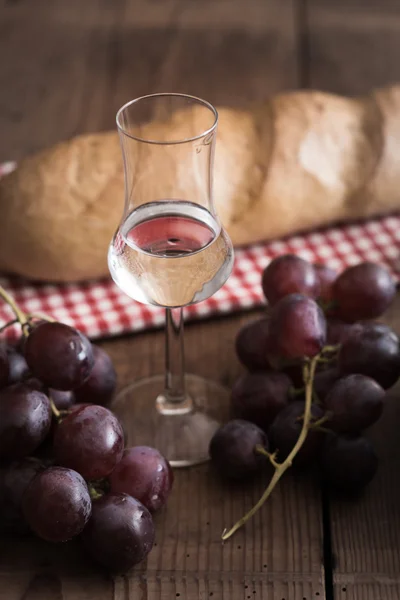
[320,434,378,493]
[314,263,337,303]
[25,377,47,392]
[231,371,291,431]
[324,374,385,434]
[53,405,124,480]
[268,401,325,467]
[313,367,341,403]
[332,262,396,322]
[0,383,52,460]
[24,321,94,391]
[326,318,356,346]
[282,361,305,388]
[109,446,173,513]
[262,254,320,306]
[6,345,29,384]
[235,318,271,371]
[75,345,117,406]
[22,466,91,542]
[50,389,75,410]
[339,322,400,389]
[68,402,92,414]
[267,294,327,360]
[0,344,10,389]
[209,419,268,480]
[81,493,155,573]
[0,457,44,534]
[2,457,45,508]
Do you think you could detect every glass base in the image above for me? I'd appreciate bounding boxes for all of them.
[111,374,231,468]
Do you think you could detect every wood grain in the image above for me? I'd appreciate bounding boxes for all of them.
[306,1,400,95]
[308,2,400,598]
[0,0,298,162]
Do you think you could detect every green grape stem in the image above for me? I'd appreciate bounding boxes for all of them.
[88,484,104,501]
[0,285,55,338]
[221,353,319,542]
[49,397,61,420]
[0,318,19,335]
[0,285,29,332]
[26,312,56,323]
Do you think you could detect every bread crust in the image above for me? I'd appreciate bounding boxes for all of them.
[0,86,399,282]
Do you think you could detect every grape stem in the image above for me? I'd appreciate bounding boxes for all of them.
[49,398,61,419]
[0,286,29,332]
[221,354,319,541]
[0,318,19,334]
[289,386,305,398]
[309,414,331,429]
[27,312,56,323]
[88,485,104,501]
[322,344,340,354]
[256,446,280,469]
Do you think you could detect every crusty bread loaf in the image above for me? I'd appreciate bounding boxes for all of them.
[0,85,399,282]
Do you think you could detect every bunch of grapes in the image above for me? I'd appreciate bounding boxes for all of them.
[0,294,173,573]
[210,255,399,539]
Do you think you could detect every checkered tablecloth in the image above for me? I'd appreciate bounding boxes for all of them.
[0,161,399,341]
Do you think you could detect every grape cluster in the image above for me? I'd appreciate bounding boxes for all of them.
[211,256,399,539]
[0,312,173,573]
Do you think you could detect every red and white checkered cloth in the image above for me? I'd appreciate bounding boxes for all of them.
[0,161,399,341]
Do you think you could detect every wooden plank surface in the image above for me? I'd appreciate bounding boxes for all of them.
[0,1,327,598]
[306,0,400,95]
[307,2,400,599]
[0,0,298,162]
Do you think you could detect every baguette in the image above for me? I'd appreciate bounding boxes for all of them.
[0,85,399,282]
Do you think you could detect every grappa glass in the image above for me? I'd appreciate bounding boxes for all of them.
[108,93,234,467]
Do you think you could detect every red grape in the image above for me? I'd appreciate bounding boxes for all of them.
[81,493,155,573]
[314,263,337,303]
[50,389,75,410]
[267,294,327,360]
[75,345,117,406]
[324,374,385,434]
[231,371,291,431]
[0,383,52,460]
[313,367,341,403]
[0,457,44,534]
[22,467,91,542]
[2,457,44,508]
[332,262,396,322]
[321,434,378,493]
[209,419,268,480]
[109,446,173,512]
[6,345,29,384]
[268,401,325,467]
[262,254,320,306]
[53,405,124,480]
[24,322,94,390]
[282,361,305,388]
[235,318,271,371]
[326,318,356,346]
[0,344,9,389]
[339,322,400,389]
[68,402,92,414]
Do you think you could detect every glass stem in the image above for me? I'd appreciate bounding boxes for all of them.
[164,307,186,404]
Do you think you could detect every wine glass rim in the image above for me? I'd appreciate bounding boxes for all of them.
[116,93,218,145]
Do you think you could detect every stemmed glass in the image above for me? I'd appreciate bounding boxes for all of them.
[108,93,234,467]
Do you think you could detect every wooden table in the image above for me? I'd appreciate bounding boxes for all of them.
[1,1,400,598]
